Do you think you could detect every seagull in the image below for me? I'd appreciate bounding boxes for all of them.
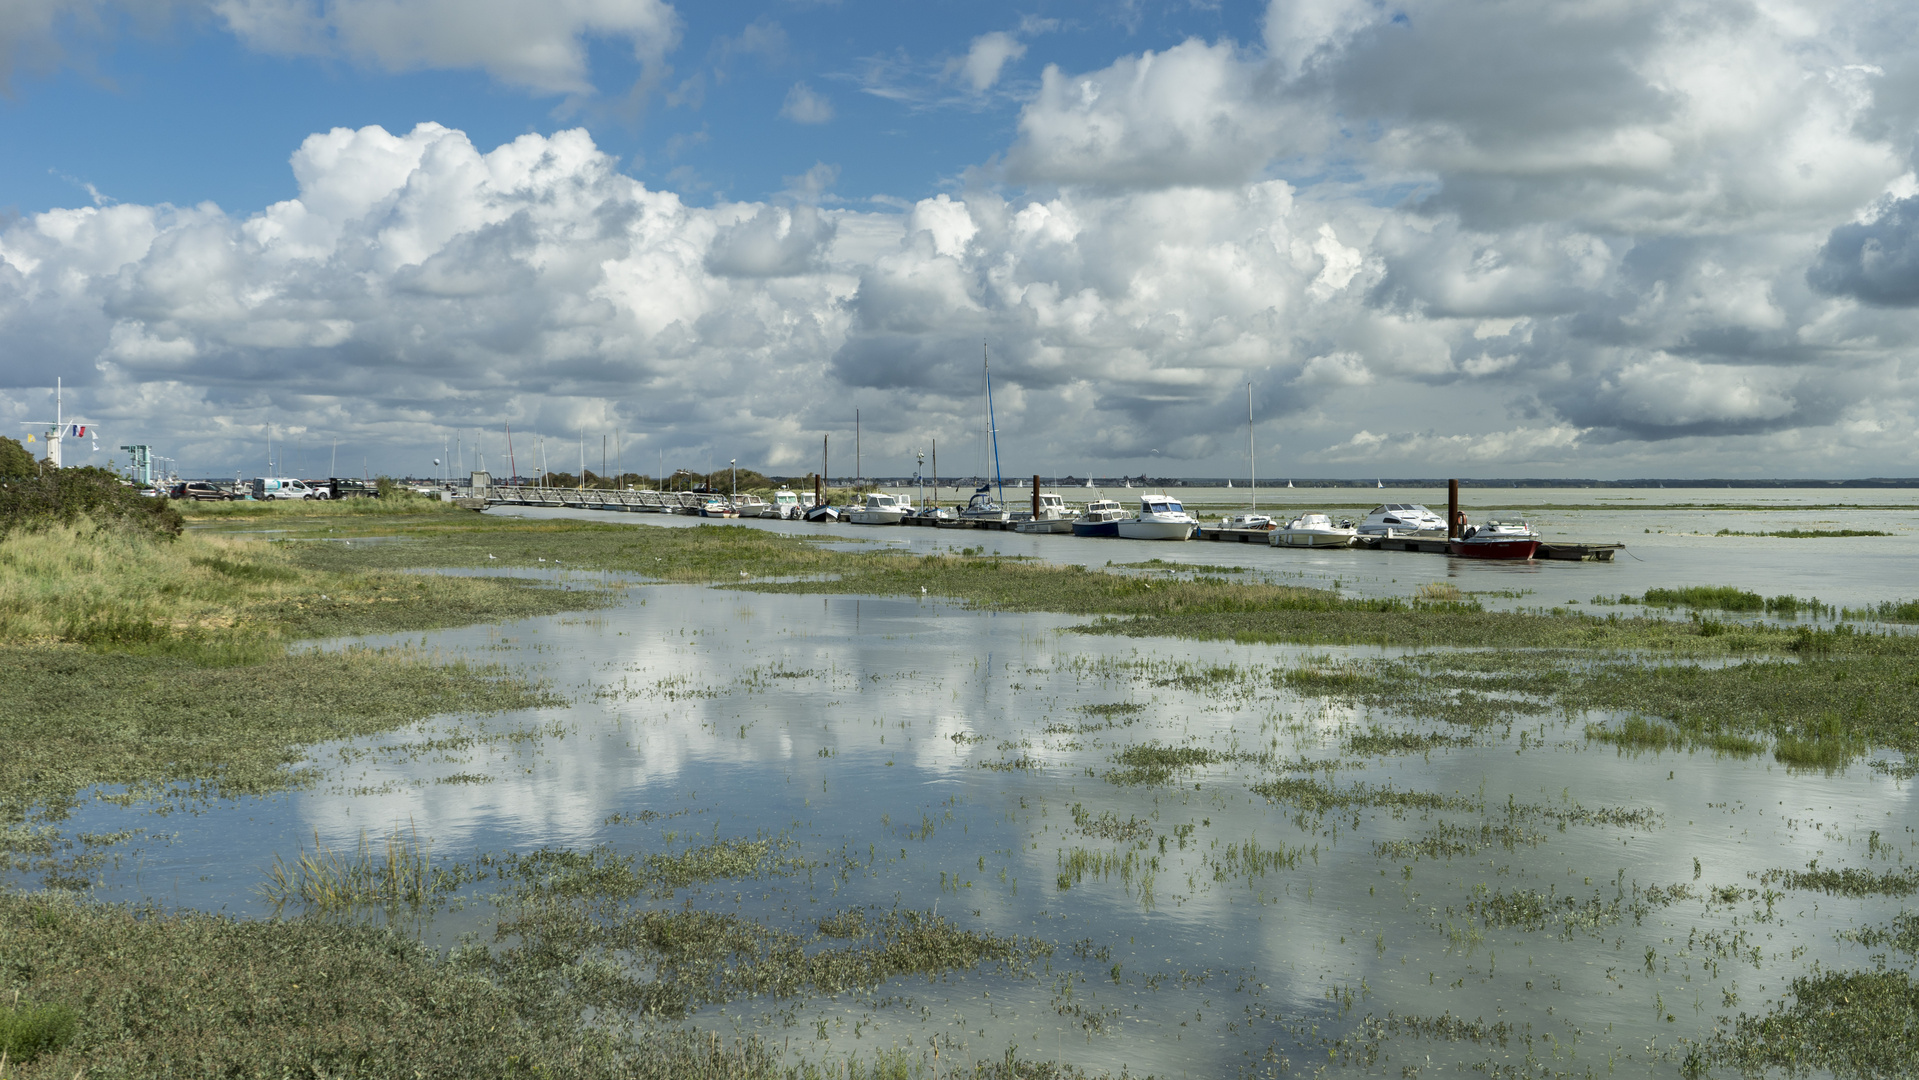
[488,554,497,560]
[740,571,749,578]
[538,557,546,562]
[921,586,927,593]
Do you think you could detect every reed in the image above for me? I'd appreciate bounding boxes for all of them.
[261,825,455,910]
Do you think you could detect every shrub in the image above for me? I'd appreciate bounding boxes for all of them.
[0,997,80,1062]
[0,466,182,540]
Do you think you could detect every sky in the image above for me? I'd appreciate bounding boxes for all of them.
[4,0,1919,481]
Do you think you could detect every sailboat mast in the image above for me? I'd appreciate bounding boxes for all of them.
[931,439,937,502]
[1248,381,1256,511]
[985,343,1004,505]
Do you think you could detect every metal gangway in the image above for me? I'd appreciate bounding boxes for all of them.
[483,487,725,515]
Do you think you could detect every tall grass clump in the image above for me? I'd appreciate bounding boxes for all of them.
[0,993,79,1063]
[0,519,291,656]
[262,826,455,910]
[1772,712,1866,771]
[1641,585,1765,612]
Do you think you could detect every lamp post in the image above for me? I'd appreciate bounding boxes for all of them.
[730,459,737,498]
[916,448,925,512]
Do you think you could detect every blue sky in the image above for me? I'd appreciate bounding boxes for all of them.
[6,2,1270,216]
[5,1,1919,480]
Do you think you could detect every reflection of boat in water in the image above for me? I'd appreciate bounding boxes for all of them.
[1118,495,1196,541]
[1356,503,1447,537]
[1449,514,1539,559]
[1072,498,1126,537]
[1271,513,1356,548]
[848,492,910,525]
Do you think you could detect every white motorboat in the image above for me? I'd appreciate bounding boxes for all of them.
[1013,492,1074,533]
[1218,512,1276,531]
[1117,495,1197,541]
[1355,503,1447,537]
[732,493,770,518]
[847,492,910,525]
[959,487,1009,523]
[770,490,803,519]
[1271,513,1356,548]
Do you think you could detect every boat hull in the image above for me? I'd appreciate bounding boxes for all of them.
[847,510,906,525]
[1072,520,1120,537]
[803,506,839,523]
[1271,531,1355,548]
[1015,518,1074,534]
[1117,520,1195,541]
[1449,538,1539,560]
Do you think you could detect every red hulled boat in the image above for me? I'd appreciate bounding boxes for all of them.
[1448,536,1540,559]
[1448,514,1540,559]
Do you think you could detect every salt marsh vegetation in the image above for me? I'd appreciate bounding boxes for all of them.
[8,506,1919,1077]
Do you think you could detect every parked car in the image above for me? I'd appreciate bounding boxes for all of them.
[169,481,233,501]
[323,478,374,499]
[251,477,320,500]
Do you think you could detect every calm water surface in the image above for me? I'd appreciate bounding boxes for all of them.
[23,488,1919,1077]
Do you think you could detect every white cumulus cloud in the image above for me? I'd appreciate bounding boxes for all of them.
[212,0,679,95]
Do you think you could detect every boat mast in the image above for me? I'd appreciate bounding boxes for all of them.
[1248,381,1256,511]
[985,343,1004,505]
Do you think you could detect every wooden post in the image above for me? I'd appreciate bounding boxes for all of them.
[814,472,822,506]
[1448,478,1460,539]
[1032,475,1040,517]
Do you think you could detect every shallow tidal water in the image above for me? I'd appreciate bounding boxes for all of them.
[22,489,1919,1077]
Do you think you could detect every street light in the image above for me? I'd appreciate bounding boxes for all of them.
[915,448,925,512]
[730,458,737,498]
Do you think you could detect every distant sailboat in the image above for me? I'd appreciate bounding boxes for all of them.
[1287,480,1294,489]
[1377,479,1383,489]
[1226,479,1233,488]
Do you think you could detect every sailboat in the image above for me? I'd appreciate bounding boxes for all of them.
[1219,381,1274,530]
[960,344,1009,522]
[1287,480,1294,489]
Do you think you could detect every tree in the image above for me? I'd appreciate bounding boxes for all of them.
[0,436,35,478]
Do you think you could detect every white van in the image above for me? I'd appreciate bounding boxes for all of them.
[251,477,320,500]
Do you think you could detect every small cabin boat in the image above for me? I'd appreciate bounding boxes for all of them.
[1117,495,1197,541]
[1072,499,1127,537]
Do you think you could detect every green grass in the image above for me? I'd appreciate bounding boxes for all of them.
[1642,585,1766,611]
[0,996,78,1064]
[0,646,563,831]
[0,892,1100,1079]
[1104,743,1227,785]
[1708,969,1919,1079]
[1848,599,1919,623]
[1345,727,1476,755]
[261,826,476,911]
